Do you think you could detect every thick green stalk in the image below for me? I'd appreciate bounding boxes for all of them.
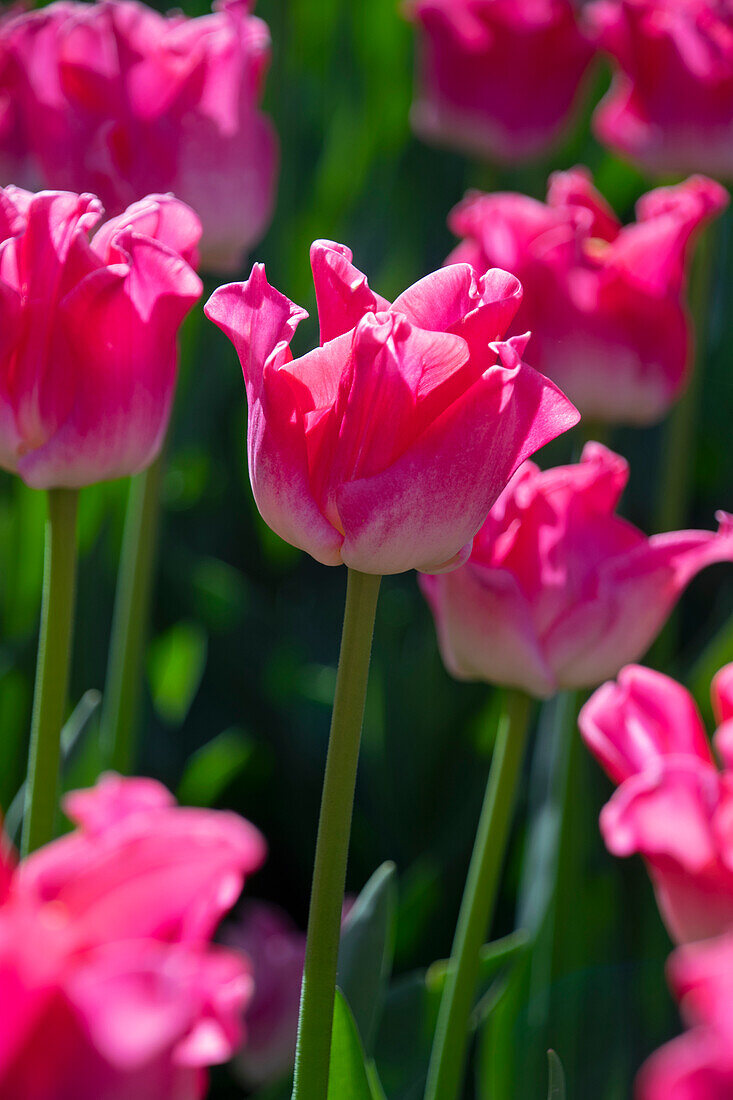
[101,454,164,774]
[21,488,79,856]
[425,689,533,1100]
[292,568,382,1100]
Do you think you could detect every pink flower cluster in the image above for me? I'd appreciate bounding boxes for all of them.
[0,186,201,488]
[0,0,277,271]
[582,665,733,1097]
[407,0,733,177]
[0,773,266,1100]
[421,444,733,698]
[447,170,728,424]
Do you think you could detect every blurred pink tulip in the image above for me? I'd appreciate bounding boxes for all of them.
[1,0,277,272]
[224,901,306,1088]
[420,444,733,698]
[0,186,201,488]
[586,0,733,178]
[581,663,733,943]
[447,169,728,424]
[205,240,579,574]
[639,931,733,1099]
[0,772,267,1100]
[405,0,594,161]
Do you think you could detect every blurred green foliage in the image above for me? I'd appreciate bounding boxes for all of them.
[2,0,733,1097]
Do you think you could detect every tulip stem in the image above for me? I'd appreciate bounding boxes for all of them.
[21,488,79,856]
[101,454,164,774]
[655,227,714,535]
[292,568,381,1100]
[425,688,532,1100]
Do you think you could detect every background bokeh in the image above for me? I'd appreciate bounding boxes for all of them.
[2,1,733,1096]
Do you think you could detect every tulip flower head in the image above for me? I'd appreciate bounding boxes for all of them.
[205,240,579,575]
[447,169,728,425]
[581,663,733,943]
[639,930,733,1099]
[0,772,267,1100]
[421,444,733,698]
[0,186,202,488]
[0,0,277,271]
[587,0,733,178]
[405,0,595,161]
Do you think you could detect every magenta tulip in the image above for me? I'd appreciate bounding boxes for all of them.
[224,902,306,1088]
[205,240,579,574]
[0,186,201,488]
[581,663,733,943]
[420,444,733,697]
[639,931,733,1099]
[405,0,594,161]
[0,772,266,1100]
[447,169,728,424]
[586,0,733,178]
[1,0,277,271]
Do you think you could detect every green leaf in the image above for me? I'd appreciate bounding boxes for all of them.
[146,621,207,725]
[547,1050,566,1100]
[328,989,374,1100]
[177,727,255,806]
[337,861,397,1052]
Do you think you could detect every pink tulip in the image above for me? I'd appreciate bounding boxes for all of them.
[0,772,267,1100]
[205,240,579,574]
[223,902,306,1088]
[0,186,202,488]
[420,443,733,698]
[404,0,594,161]
[586,0,733,178]
[581,663,733,943]
[0,9,36,191]
[1,0,277,272]
[638,931,733,1099]
[447,168,728,425]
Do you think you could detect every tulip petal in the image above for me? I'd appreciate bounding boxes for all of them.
[309,240,389,344]
[579,665,714,786]
[18,233,202,488]
[336,352,579,574]
[205,265,344,565]
[546,517,733,689]
[419,565,556,697]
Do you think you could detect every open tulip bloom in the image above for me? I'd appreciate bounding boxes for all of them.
[0,773,266,1100]
[0,186,202,488]
[421,443,733,698]
[581,663,733,945]
[586,0,733,179]
[205,239,579,575]
[447,169,728,425]
[0,0,277,272]
[405,0,595,162]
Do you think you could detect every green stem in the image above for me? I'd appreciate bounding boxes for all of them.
[292,568,382,1100]
[655,228,714,535]
[101,454,164,774]
[21,488,79,856]
[425,689,533,1100]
